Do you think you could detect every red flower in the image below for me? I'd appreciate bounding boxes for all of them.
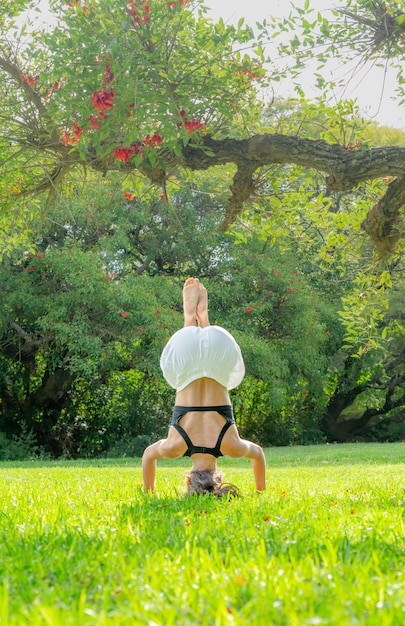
[245,306,253,313]
[114,147,131,162]
[72,122,83,139]
[87,114,101,129]
[104,272,118,280]
[60,131,71,146]
[114,143,142,162]
[114,146,133,162]
[169,0,188,6]
[184,119,205,133]
[103,65,114,85]
[63,122,83,145]
[92,87,115,111]
[36,253,44,259]
[123,192,135,200]
[128,0,150,24]
[24,266,36,272]
[120,311,128,318]
[143,132,163,147]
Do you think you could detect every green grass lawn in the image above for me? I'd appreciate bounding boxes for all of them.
[0,442,404,625]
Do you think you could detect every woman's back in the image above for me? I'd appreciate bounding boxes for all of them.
[175,376,231,406]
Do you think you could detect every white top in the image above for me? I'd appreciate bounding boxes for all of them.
[160,325,245,391]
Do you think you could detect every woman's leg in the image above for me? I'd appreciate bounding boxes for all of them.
[196,282,209,328]
[183,278,200,327]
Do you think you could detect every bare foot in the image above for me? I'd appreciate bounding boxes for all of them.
[196,282,209,327]
[183,278,200,326]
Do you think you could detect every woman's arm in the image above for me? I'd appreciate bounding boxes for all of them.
[142,437,182,492]
[244,441,266,491]
[142,440,166,492]
[224,437,266,491]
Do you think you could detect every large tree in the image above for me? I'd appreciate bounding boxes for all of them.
[1,0,404,257]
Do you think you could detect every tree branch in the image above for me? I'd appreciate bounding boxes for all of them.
[182,135,405,251]
[361,176,405,256]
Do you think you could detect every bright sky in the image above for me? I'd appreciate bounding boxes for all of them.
[206,0,405,130]
[19,0,405,130]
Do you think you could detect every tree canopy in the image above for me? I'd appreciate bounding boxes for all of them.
[1,0,404,256]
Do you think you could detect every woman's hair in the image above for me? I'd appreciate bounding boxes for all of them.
[187,470,240,498]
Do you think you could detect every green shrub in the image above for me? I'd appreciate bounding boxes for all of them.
[105,434,154,458]
[0,425,49,461]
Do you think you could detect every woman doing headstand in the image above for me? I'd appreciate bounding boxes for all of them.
[142,278,266,496]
